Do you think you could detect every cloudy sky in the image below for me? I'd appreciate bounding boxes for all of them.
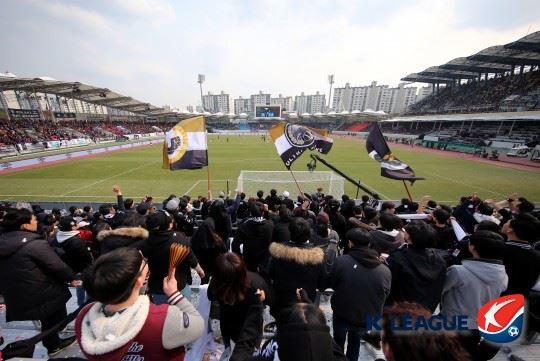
[1,0,539,109]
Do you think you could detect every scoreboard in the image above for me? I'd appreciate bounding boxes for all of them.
[255,105,281,118]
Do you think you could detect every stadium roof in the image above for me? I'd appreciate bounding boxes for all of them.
[401,73,455,84]
[504,31,540,53]
[439,57,512,73]
[467,45,540,66]
[418,66,478,79]
[404,31,540,84]
[0,76,173,116]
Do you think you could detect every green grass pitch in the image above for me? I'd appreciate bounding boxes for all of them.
[0,134,538,204]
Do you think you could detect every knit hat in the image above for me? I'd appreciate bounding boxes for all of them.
[164,197,180,212]
[316,211,330,225]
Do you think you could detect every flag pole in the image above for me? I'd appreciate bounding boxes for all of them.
[289,169,305,199]
[403,180,413,202]
[206,164,212,199]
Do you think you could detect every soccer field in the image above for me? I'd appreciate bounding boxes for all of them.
[0,134,539,204]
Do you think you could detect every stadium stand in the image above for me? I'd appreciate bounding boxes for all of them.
[401,31,540,117]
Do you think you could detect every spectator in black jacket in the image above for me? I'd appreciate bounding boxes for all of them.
[55,216,94,306]
[268,218,325,315]
[54,216,93,274]
[501,213,540,296]
[142,211,204,303]
[0,208,78,356]
[327,228,391,361]
[96,213,148,255]
[208,253,268,348]
[430,208,457,250]
[386,220,447,313]
[325,199,347,242]
[191,200,231,284]
[232,202,274,277]
[272,205,293,243]
[230,289,347,361]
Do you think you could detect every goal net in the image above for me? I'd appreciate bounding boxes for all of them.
[236,171,345,199]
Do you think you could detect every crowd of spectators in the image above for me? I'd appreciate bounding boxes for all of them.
[406,70,540,116]
[0,119,161,149]
[0,185,538,360]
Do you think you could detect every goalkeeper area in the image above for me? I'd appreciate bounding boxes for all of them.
[237,171,345,199]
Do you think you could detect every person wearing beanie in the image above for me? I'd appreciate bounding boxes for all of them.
[326,228,391,361]
[281,191,294,210]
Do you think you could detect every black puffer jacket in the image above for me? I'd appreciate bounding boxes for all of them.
[0,231,74,321]
[54,231,93,274]
[97,227,149,255]
[268,241,325,314]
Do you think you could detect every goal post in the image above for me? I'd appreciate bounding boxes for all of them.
[236,171,345,198]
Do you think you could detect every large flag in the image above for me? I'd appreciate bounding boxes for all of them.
[366,123,423,183]
[269,122,333,168]
[163,116,208,170]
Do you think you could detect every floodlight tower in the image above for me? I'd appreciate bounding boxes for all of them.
[197,74,205,111]
[327,74,334,111]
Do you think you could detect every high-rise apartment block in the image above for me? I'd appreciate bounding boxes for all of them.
[332,81,422,114]
[202,91,230,113]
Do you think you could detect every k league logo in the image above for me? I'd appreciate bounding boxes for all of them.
[477,294,524,343]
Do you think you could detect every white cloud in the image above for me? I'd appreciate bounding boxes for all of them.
[109,0,176,24]
[27,0,111,33]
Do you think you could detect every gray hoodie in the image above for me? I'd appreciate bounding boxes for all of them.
[441,259,508,329]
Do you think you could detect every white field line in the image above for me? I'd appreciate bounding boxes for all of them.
[423,171,507,197]
[184,180,202,195]
[60,161,158,196]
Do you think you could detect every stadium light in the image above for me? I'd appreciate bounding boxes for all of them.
[197,74,205,111]
[328,74,334,111]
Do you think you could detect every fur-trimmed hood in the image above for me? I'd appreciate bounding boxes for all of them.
[269,242,324,265]
[97,227,149,242]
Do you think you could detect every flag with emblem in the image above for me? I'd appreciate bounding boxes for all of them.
[268,121,333,169]
[366,123,423,183]
[163,116,208,170]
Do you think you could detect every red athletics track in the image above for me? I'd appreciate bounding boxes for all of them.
[341,135,540,173]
